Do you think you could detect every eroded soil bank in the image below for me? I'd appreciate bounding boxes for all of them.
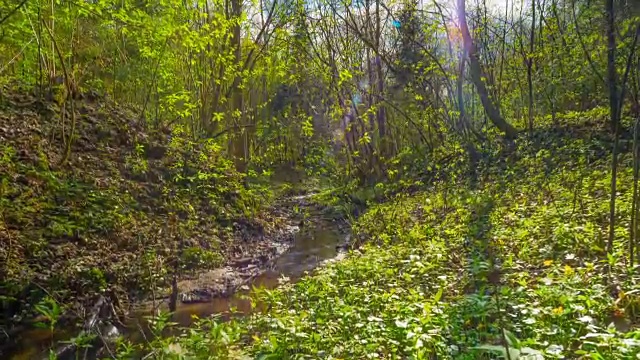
[4,192,351,360]
[138,192,351,321]
[0,88,310,358]
[150,195,350,327]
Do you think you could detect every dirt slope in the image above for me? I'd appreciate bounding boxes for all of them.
[0,86,285,332]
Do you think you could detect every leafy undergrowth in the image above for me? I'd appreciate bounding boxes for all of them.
[0,88,276,327]
[131,127,640,359]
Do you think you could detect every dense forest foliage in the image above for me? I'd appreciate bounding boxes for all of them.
[1,0,640,358]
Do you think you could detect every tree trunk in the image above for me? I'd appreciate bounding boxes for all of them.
[631,116,639,267]
[457,0,518,139]
[527,0,535,133]
[229,0,247,173]
[374,0,385,142]
[606,0,618,133]
[457,47,468,134]
[375,56,386,147]
[606,0,617,255]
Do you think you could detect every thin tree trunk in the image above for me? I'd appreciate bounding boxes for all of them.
[375,56,386,140]
[497,0,508,102]
[621,24,640,264]
[606,0,619,133]
[527,0,535,133]
[50,0,55,81]
[608,120,619,256]
[374,0,386,157]
[458,0,518,139]
[631,116,639,267]
[457,47,468,134]
[229,0,247,173]
[37,1,43,94]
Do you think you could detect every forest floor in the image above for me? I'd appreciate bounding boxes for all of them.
[0,87,312,353]
[3,87,640,359]
[122,109,640,359]
[3,186,353,360]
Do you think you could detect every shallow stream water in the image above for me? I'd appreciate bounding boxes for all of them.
[6,217,346,360]
[170,224,343,325]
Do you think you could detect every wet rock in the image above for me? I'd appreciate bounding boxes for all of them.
[232,257,253,267]
[101,322,120,340]
[180,290,214,303]
[335,234,352,251]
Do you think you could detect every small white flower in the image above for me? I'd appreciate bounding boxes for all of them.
[622,338,640,347]
[565,253,576,260]
[524,317,537,325]
[167,343,184,355]
[572,304,585,312]
[578,315,593,324]
[531,308,542,315]
[546,344,564,356]
[395,319,408,328]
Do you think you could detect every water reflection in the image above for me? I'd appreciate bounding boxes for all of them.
[6,223,344,359]
[166,225,341,327]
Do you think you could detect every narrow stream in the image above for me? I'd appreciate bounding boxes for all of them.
[173,224,343,325]
[6,217,347,360]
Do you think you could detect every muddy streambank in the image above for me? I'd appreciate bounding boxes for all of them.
[139,193,350,313]
[3,193,352,360]
[155,196,351,327]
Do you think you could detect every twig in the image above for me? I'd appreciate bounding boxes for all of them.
[41,19,76,166]
[571,0,605,85]
[0,0,28,25]
[0,37,35,74]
